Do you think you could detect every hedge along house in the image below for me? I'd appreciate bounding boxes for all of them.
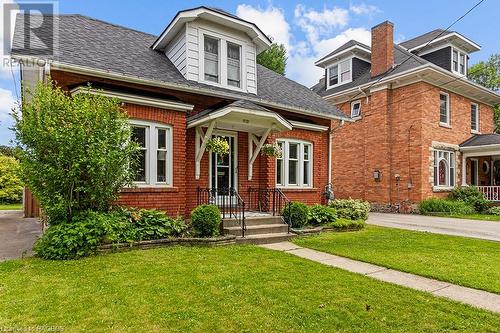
[312,21,500,211]
[11,7,350,241]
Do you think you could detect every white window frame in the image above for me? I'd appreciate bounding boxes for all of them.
[471,102,480,133]
[326,58,352,89]
[470,158,479,186]
[276,139,313,188]
[351,100,361,118]
[130,120,173,187]
[203,35,220,84]
[433,149,455,189]
[451,47,467,76]
[226,41,242,88]
[439,92,450,127]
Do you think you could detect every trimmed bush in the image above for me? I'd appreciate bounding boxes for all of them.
[330,218,366,231]
[419,198,475,215]
[329,199,370,221]
[191,205,221,237]
[448,186,488,213]
[308,204,337,226]
[487,206,500,215]
[283,202,309,228]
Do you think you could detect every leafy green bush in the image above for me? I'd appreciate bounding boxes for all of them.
[133,209,186,240]
[487,206,500,215]
[448,186,488,213]
[419,198,475,215]
[13,82,139,223]
[283,202,310,228]
[329,218,366,231]
[191,205,221,237]
[329,199,370,221]
[308,204,337,226]
[0,154,23,203]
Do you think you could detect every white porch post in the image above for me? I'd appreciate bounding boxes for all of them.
[195,120,216,180]
[248,128,271,181]
[461,153,467,186]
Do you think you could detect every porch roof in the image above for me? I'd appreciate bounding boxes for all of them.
[187,100,293,135]
[460,134,500,152]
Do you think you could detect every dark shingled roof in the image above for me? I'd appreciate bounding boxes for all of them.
[315,40,371,64]
[11,14,347,120]
[460,134,500,147]
[399,29,448,50]
[187,99,272,122]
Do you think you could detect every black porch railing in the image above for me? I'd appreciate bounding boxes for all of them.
[248,187,292,232]
[196,187,246,237]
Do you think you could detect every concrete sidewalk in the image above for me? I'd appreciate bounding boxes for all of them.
[261,242,500,313]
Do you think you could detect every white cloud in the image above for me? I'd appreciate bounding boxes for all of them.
[0,87,15,121]
[294,4,349,44]
[349,3,381,16]
[236,4,291,50]
[314,27,371,57]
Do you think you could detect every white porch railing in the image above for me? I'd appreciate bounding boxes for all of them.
[477,186,500,202]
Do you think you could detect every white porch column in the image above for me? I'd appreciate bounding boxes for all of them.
[248,128,271,181]
[195,120,216,180]
[461,153,467,186]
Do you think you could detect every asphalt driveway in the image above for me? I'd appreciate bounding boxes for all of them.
[0,210,41,261]
[368,213,500,242]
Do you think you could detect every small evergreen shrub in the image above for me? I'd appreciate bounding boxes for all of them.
[419,198,475,215]
[448,186,488,213]
[330,218,366,231]
[282,202,309,228]
[191,205,221,237]
[308,204,337,226]
[487,206,500,215]
[329,199,370,221]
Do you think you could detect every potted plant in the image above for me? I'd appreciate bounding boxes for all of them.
[261,142,282,158]
[205,137,230,156]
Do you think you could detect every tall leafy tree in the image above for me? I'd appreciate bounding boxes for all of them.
[257,43,287,75]
[468,54,500,132]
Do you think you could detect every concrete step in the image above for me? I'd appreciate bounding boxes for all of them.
[224,223,289,236]
[223,215,284,228]
[236,232,295,245]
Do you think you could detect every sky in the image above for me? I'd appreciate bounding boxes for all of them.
[0,0,499,145]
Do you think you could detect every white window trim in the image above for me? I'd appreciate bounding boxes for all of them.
[326,57,352,90]
[470,158,479,186]
[471,102,480,133]
[439,92,450,127]
[227,41,242,88]
[198,28,247,93]
[130,119,173,187]
[276,139,313,188]
[433,149,456,189]
[350,100,362,118]
[451,47,468,76]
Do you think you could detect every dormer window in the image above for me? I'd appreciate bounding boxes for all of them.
[204,36,220,83]
[227,42,241,88]
[327,59,352,89]
[451,48,467,76]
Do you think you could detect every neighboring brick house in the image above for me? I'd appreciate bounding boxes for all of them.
[11,7,349,241]
[312,21,500,211]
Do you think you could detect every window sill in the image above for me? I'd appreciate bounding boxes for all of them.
[278,187,317,192]
[433,186,454,192]
[471,130,480,135]
[439,122,452,129]
[351,116,362,121]
[121,186,178,193]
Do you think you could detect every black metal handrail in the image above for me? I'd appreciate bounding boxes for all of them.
[248,187,292,232]
[196,187,246,237]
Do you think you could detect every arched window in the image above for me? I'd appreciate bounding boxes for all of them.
[433,150,455,187]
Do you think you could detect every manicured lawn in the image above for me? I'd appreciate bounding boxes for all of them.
[294,226,500,294]
[0,203,22,211]
[1,246,499,331]
[433,213,500,222]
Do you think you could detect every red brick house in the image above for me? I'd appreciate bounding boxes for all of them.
[312,21,500,212]
[12,7,350,241]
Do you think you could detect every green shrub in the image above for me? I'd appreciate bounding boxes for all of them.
[419,198,475,215]
[282,202,309,228]
[448,186,488,213]
[329,218,366,231]
[487,206,500,215]
[133,209,187,240]
[191,205,221,237]
[308,204,337,226]
[329,199,370,221]
[0,154,23,203]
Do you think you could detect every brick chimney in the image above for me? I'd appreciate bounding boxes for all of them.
[371,21,394,77]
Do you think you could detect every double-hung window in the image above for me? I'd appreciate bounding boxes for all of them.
[276,140,313,188]
[204,36,219,83]
[433,150,455,188]
[471,103,479,132]
[227,42,241,88]
[439,92,450,125]
[351,100,361,118]
[452,48,467,75]
[327,59,351,88]
[130,121,172,186]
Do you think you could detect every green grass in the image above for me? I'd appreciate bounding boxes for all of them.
[294,226,500,294]
[0,246,499,332]
[0,203,22,211]
[433,213,500,222]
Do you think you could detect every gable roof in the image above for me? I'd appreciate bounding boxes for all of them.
[10,14,348,121]
[315,40,371,67]
[399,29,480,53]
[399,29,447,50]
[460,134,500,148]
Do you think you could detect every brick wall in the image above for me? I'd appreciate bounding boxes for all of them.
[370,21,394,77]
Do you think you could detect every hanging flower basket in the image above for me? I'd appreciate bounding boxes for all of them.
[261,142,282,158]
[205,137,230,156]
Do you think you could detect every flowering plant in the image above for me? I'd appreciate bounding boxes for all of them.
[261,142,282,158]
[205,137,230,155]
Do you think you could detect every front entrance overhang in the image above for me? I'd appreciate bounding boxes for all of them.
[459,134,500,186]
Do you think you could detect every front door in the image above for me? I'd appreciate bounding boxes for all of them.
[210,134,237,193]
